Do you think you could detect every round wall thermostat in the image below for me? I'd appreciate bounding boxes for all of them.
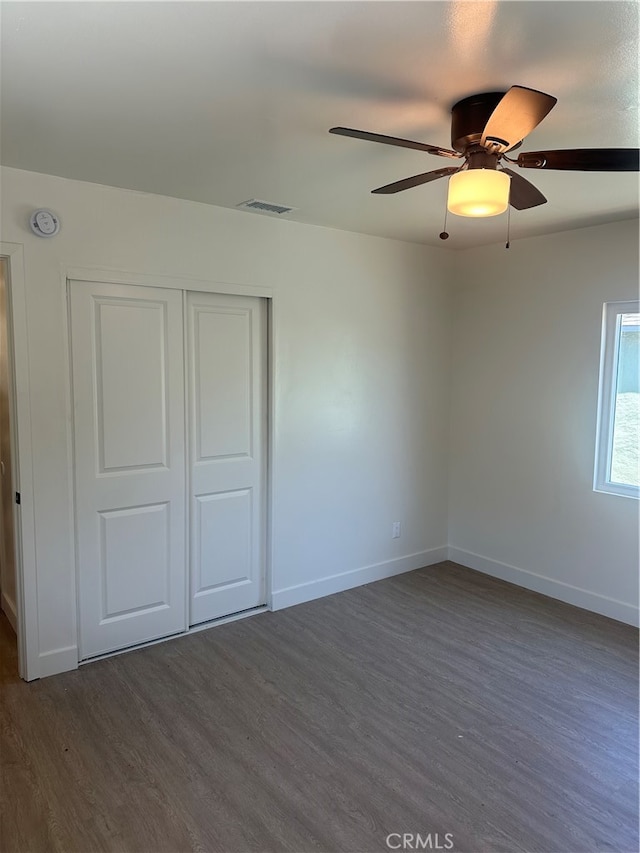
[29,209,60,238]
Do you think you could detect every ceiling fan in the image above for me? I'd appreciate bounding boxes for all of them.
[330,86,639,219]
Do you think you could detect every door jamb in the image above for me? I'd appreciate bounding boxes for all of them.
[0,243,39,681]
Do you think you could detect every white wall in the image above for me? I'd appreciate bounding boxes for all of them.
[2,164,636,678]
[0,166,452,676]
[449,220,639,625]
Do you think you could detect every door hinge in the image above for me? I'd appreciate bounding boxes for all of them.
[15,492,21,505]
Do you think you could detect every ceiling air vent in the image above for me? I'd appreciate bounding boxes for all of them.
[236,199,296,216]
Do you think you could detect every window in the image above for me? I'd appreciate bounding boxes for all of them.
[594,301,639,498]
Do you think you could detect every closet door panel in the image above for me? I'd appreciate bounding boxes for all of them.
[70,281,186,658]
[187,292,266,625]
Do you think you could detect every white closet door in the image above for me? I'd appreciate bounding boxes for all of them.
[70,281,186,659]
[187,292,266,625]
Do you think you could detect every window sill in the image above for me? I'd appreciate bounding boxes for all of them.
[593,484,640,500]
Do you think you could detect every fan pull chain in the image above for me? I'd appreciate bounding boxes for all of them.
[439,203,449,241]
[505,204,511,249]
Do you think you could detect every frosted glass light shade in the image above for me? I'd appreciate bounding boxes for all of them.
[447,169,511,217]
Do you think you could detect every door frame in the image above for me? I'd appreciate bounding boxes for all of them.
[64,266,275,661]
[0,243,39,681]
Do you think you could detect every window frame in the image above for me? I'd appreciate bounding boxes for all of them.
[594,300,640,499]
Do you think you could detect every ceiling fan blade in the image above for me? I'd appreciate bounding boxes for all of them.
[517,148,640,171]
[501,168,547,210]
[481,86,557,151]
[372,167,459,194]
[329,127,461,159]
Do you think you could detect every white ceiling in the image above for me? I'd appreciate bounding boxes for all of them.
[1,1,638,249]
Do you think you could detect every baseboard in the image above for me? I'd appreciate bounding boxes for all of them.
[31,546,635,676]
[38,645,78,678]
[448,546,639,627]
[0,589,17,633]
[271,546,449,611]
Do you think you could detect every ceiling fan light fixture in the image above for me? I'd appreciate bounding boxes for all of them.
[447,168,511,217]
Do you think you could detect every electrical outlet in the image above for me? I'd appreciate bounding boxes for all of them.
[392,521,401,539]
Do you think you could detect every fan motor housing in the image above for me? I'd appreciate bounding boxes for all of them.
[450,91,506,153]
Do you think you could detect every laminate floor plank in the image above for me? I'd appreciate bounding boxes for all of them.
[0,562,637,852]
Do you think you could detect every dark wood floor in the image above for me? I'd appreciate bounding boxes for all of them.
[1,561,638,853]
